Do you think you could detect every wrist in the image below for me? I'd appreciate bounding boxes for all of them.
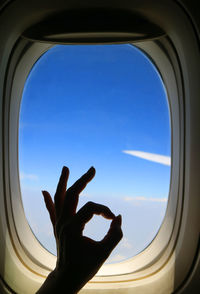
[36,269,78,294]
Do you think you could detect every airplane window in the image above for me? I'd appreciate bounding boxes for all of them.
[19,44,171,263]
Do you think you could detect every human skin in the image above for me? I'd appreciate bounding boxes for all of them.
[36,166,123,294]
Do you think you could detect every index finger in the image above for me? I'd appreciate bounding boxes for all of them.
[75,201,115,230]
[100,215,123,255]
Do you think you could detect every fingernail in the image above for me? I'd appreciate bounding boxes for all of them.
[62,166,67,172]
[111,214,122,228]
[62,166,69,175]
[87,166,95,173]
[42,190,47,196]
[42,191,47,201]
[115,214,122,225]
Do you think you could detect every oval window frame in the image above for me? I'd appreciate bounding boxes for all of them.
[6,37,182,280]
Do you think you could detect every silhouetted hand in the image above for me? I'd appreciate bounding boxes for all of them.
[36,166,123,294]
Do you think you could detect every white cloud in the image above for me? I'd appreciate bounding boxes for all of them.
[123,150,171,166]
[120,237,132,249]
[20,172,38,181]
[124,196,167,203]
[109,254,126,262]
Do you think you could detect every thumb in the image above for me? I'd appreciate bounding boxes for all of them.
[100,215,123,256]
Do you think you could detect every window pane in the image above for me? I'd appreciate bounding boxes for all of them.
[19,44,171,263]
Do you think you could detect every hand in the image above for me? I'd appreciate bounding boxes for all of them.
[37,166,123,294]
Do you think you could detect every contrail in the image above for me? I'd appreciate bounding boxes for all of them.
[123,150,171,166]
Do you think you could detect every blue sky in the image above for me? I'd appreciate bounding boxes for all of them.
[19,44,171,263]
